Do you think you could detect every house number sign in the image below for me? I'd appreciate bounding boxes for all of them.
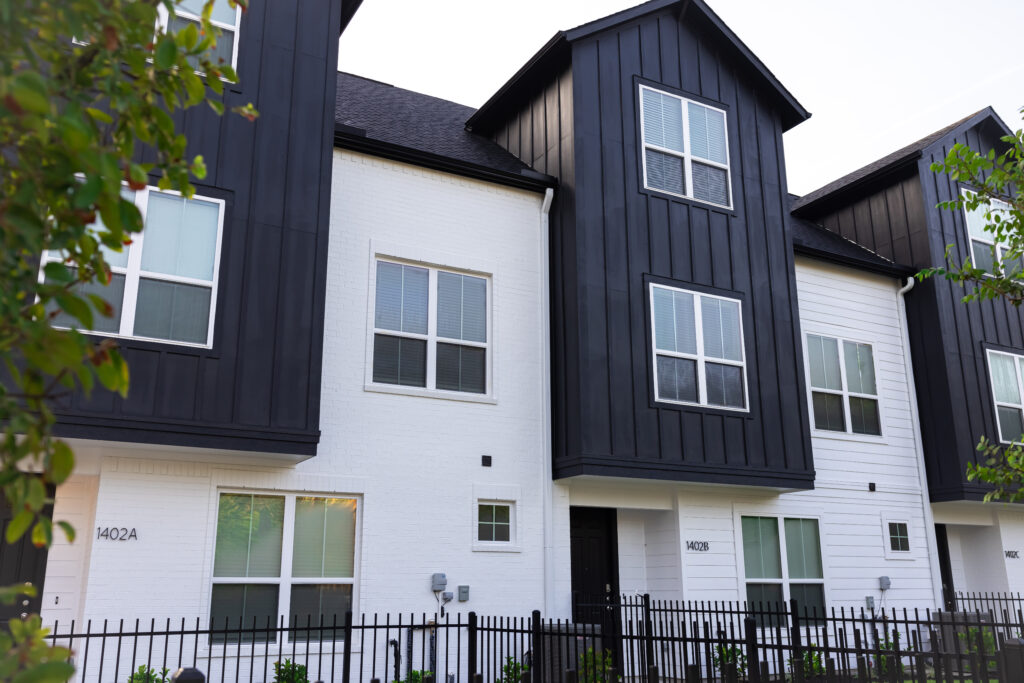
[1007,550,1020,559]
[97,527,138,541]
[686,540,710,552]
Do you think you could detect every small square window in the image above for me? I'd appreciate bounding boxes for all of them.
[888,522,910,553]
[477,503,512,543]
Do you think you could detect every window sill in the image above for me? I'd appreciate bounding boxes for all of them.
[472,542,521,553]
[363,383,497,405]
[810,429,886,445]
[883,553,915,561]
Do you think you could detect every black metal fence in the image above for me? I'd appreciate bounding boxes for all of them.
[44,595,1024,682]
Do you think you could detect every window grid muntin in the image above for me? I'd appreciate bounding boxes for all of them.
[210,491,358,643]
[649,283,747,411]
[477,503,512,543]
[805,334,882,436]
[40,185,225,349]
[638,84,733,209]
[371,258,491,396]
[888,521,910,553]
[986,349,1024,444]
[740,515,825,610]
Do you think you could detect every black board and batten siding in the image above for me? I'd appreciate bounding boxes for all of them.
[53,0,350,457]
[485,6,815,488]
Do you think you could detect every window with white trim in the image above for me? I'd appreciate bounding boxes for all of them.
[160,0,241,70]
[805,334,881,436]
[649,283,747,409]
[962,190,1021,274]
[741,516,825,620]
[210,492,357,641]
[888,521,910,553]
[639,84,732,208]
[371,259,489,395]
[477,502,513,543]
[42,185,225,348]
[986,349,1024,444]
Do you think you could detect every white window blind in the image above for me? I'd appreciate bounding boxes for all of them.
[639,85,732,208]
[650,283,746,409]
[963,191,1020,274]
[741,516,825,618]
[806,334,881,436]
[987,350,1024,443]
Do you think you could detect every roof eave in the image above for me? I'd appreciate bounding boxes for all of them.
[791,151,922,217]
[334,128,558,193]
[793,242,916,279]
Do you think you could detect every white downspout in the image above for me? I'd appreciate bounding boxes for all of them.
[896,276,945,608]
[538,188,556,614]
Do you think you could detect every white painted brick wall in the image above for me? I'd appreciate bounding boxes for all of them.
[51,151,551,625]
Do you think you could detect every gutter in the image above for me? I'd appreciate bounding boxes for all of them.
[538,188,556,614]
[896,276,945,608]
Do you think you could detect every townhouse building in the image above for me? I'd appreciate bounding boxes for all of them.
[11,0,1021,644]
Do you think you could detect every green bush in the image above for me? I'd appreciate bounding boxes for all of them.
[127,666,169,683]
[577,647,616,683]
[787,645,825,678]
[712,644,747,677]
[496,656,529,683]
[393,670,432,683]
[273,659,309,683]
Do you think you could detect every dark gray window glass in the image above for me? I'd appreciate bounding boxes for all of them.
[372,335,426,387]
[436,343,485,394]
[478,504,511,542]
[656,356,697,403]
[812,392,845,432]
[998,406,1024,443]
[210,584,278,641]
[48,270,125,334]
[790,583,826,623]
[849,396,881,435]
[888,522,910,552]
[133,279,211,344]
[705,362,744,408]
[289,585,353,634]
[691,162,729,206]
[745,583,784,626]
[645,149,685,195]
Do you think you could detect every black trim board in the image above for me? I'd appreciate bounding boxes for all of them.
[334,128,557,192]
[792,243,915,279]
[554,456,815,490]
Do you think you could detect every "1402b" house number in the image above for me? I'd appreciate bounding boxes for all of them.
[96,527,138,541]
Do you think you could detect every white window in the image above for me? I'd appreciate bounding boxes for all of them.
[639,84,732,208]
[371,259,490,396]
[160,0,241,70]
[741,516,825,617]
[986,349,1024,444]
[477,502,513,543]
[210,492,358,640]
[962,190,1020,274]
[805,334,881,436]
[42,186,225,348]
[649,283,747,410]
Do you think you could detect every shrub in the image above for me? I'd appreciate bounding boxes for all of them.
[496,656,529,683]
[787,645,825,678]
[712,644,747,677]
[273,658,309,683]
[577,647,616,683]
[128,666,170,683]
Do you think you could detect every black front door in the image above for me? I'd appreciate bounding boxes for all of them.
[935,524,957,611]
[0,491,51,622]
[569,506,619,621]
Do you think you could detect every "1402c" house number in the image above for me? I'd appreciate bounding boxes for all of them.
[96,527,138,541]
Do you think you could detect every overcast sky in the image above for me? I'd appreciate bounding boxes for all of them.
[339,0,1023,195]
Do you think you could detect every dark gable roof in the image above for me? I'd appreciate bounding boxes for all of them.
[334,73,554,192]
[788,197,913,278]
[792,107,1010,216]
[468,0,810,135]
[339,0,364,34]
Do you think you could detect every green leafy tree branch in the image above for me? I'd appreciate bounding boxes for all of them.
[1,0,256,678]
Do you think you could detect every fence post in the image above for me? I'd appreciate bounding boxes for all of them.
[342,610,353,683]
[743,616,761,683]
[642,593,655,674]
[170,668,204,683]
[532,610,544,683]
[684,663,700,683]
[468,612,478,680]
[647,665,659,683]
[789,598,803,662]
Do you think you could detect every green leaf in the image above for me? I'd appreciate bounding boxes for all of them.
[10,72,49,115]
[42,263,73,284]
[57,521,75,543]
[85,107,113,124]
[155,35,177,69]
[5,510,33,543]
[54,292,93,330]
[30,518,51,548]
[12,661,75,683]
[49,442,73,484]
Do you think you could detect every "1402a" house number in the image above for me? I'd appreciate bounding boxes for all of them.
[96,527,138,541]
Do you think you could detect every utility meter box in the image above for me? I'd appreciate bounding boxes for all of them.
[431,573,447,592]
[879,576,891,591]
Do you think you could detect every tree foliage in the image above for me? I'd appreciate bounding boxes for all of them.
[0,0,255,678]
[921,110,1024,501]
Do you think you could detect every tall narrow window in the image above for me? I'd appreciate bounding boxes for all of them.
[805,334,881,435]
[649,283,746,409]
[42,186,225,347]
[741,516,825,620]
[963,191,1020,274]
[639,85,731,208]
[371,259,490,396]
[987,350,1024,443]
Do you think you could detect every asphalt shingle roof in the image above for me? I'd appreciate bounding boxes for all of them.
[335,72,531,176]
[791,109,987,214]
